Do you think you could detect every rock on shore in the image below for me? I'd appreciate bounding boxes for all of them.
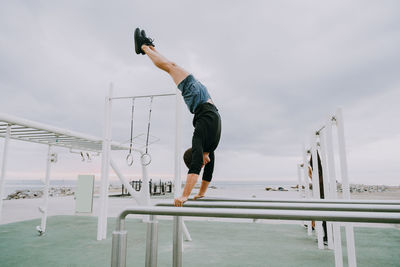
[7,187,74,200]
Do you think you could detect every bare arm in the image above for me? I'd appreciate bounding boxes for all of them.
[174,173,199,207]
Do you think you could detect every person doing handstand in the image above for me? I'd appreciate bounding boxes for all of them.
[134,28,221,207]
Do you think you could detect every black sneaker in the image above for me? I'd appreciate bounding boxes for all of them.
[134,28,143,55]
[134,28,155,55]
[141,29,155,47]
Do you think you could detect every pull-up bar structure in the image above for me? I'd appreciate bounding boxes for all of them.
[298,108,358,267]
[0,112,129,233]
[98,85,190,246]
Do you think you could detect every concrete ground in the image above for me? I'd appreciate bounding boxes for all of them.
[0,215,399,267]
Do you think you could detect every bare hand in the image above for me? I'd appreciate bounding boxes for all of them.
[193,194,204,200]
[174,196,188,207]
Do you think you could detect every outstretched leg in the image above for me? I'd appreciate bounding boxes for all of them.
[142,45,189,86]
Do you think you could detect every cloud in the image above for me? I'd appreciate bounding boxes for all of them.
[0,1,399,184]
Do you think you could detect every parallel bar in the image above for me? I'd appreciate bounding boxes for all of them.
[116,206,400,231]
[156,202,400,212]
[192,197,400,205]
[112,207,400,267]
[111,93,176,100]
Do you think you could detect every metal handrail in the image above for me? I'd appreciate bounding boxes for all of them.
[156,202,400,212]
[192,197,400,205]
[111,206,400,267]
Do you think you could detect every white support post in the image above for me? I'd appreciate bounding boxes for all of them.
[140,159,151,206]
[37,145,53,234]
[318,132,334,250]
[325,116,343,267]
[296,164,303,198]
[335,108,357,267]
[301,145,312,236]
[97,84,113,241]
[0,124,11,222]
[173,91,183,267]
[310,134,324,250]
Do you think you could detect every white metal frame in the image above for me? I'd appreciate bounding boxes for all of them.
[299,108,356,267]
[99,86,191,246]
[0,112,129,234]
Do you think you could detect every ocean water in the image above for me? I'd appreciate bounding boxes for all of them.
[2,179,297,198]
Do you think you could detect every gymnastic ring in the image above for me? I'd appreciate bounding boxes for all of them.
[141,153,152,166]
[126,154,134,166]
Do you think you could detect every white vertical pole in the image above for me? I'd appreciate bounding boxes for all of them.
[335,108,357,267]
[301,145,312,236]
[310,134,324,249]
[325,116,343,267]
[318,132,334,250]
[296,164,302,198]
[97,84,113,241]
[173,91,183,267]
[140,161,151,206]
[0,125,11,222]
[39,145,52,233]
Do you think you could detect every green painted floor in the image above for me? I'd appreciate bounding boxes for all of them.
[0,216,399,267]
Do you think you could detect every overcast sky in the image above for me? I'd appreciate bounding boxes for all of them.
[0,1,399,185]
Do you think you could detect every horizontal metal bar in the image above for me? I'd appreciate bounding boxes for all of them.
[0,112,129,150]
[316,125,326,134]
[111,93,176,100]
[156,202,400,212]
[0,129,45,134]
[192,197,400,205]
[18,134,57,138]
[116,206,400,231]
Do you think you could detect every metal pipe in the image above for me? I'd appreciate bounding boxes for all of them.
[111,229,127,267]
[156,202,400,212]
[0,125,11,222]
[97,84,113,241]
[335,108,357,267]
[302,144,312,235]
[173,90,183,267]
[112,206,400,267]
[145,215,158,267]
[296,164,302,198]
[318,131,334,249]
[0,112,126,149]
[192,197,400,205]
[172,216,182,267]
[110,158,142,205]
[116,206,400,231]
[310,133,324,249]
[111,93,176,100]
[38,145,53,234]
